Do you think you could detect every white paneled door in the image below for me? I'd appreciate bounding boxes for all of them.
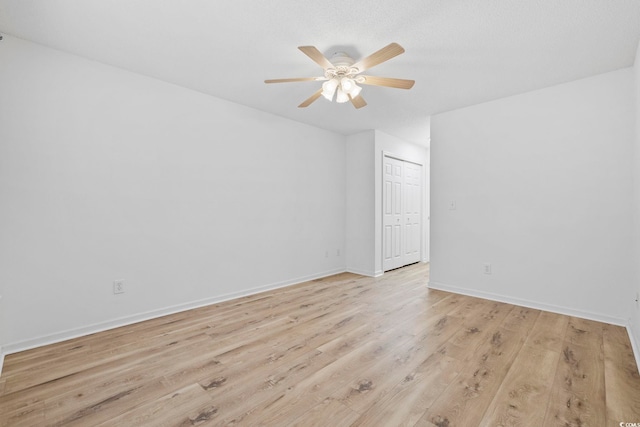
[383,156,422,272]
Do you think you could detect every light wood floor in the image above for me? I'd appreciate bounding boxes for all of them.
[1,263,640,426]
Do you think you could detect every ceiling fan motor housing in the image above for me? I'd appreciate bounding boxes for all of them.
[329,51,355,67]
[325,51,363,82]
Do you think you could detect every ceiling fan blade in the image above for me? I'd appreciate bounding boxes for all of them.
[265,77,325,84]
[298,89,323,108]
[298,46,334,70]
[359,76,415,89]
[349,94,367,109]
[352,43,405,73]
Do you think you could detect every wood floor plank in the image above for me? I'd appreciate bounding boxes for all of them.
[95,383,216,427]
[0,398,45,427]
[418,321,529,427]
[603,324,640,425]
[542,317,606,427]
[480,345,559,426]
[202,349,336,425]
[329,327,442,414]
[4,331,213,396]
[1,262,639,426]
[500,306,540,333]
[3,327,215,394]
[45,378,171,427]
[565,317,604,346]
[287,397,360,427]
[43,337,223,425]
[349,351,464,426]
[227,327,419,426]
[439,300,513,363]
[522,310,569,353]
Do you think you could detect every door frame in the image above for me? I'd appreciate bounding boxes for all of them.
[381,151,424,273]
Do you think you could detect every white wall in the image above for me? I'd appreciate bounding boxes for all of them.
[373,131,430,275]
[0,36,346,351]
[345,131,376,276]
[431,68,635,325]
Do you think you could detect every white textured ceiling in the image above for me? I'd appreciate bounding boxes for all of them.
[1,0,639,145]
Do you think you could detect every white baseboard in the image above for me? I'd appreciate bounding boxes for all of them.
[2,268,346,356]
[428,280,627,326]
[628,321,640,376]
[345,268,377,277]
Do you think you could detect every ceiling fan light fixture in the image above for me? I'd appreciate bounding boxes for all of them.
[321,78,339,100]
[348,82,362,98]
[340,77,355,92]
[335,87,350,104]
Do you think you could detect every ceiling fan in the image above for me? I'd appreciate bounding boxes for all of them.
[265,43,414,109]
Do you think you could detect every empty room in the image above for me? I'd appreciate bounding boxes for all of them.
[1,1,640,426]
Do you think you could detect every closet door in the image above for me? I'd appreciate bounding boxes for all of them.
[404,163,422,265]
[383,157,404,271]
[383,156,422,272]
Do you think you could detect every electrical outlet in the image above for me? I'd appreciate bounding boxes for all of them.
[337,249,340,256]
[449,200,457,210]
[483,263,492,275]
[325,251,329,258]
[113,280,125,294]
